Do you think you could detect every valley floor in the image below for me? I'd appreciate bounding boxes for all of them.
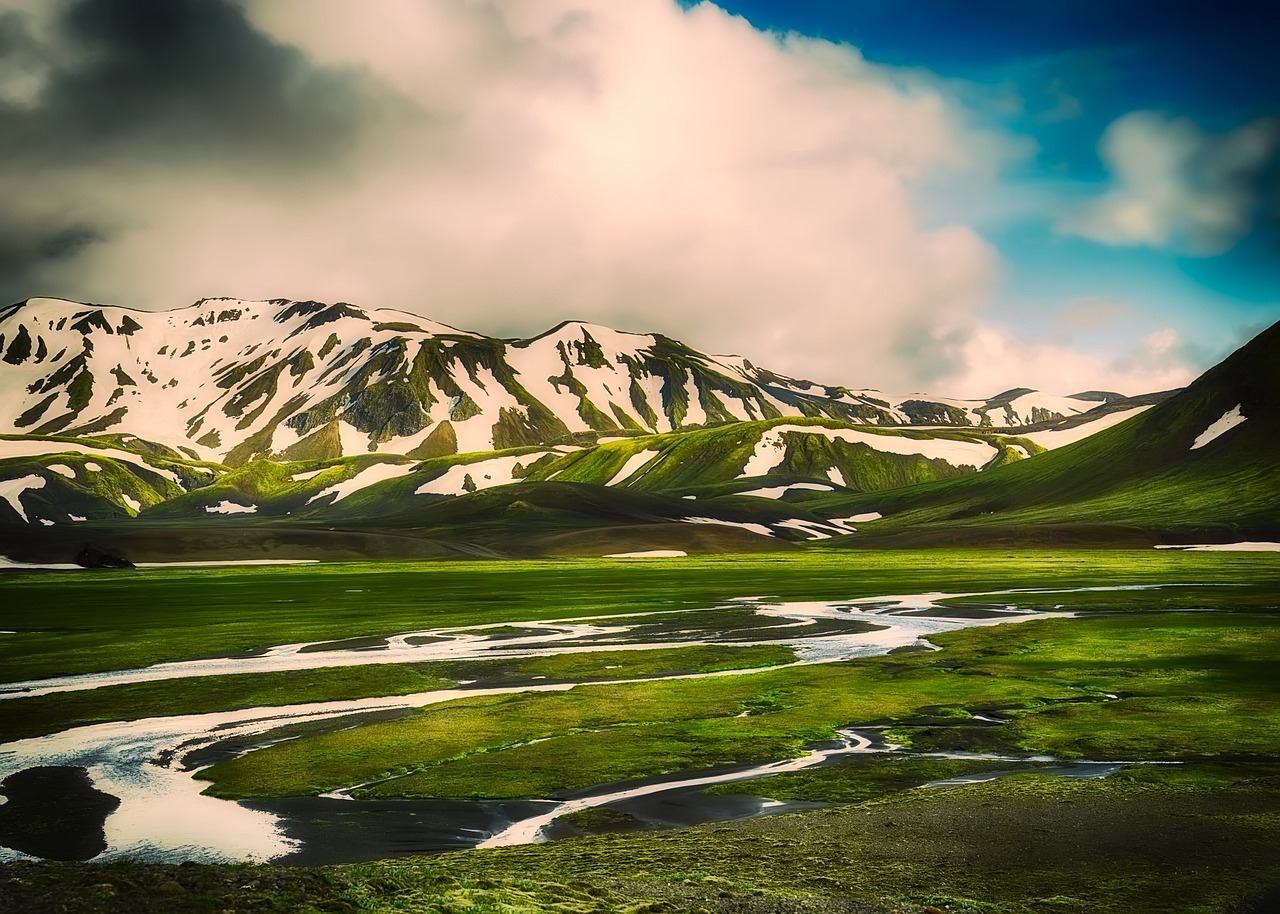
[1,550,1278,913]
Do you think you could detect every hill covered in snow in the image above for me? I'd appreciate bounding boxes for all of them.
[5,295,1237,562]
[0,297,1145,464]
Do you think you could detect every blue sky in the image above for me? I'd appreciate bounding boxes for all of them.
[692,0,1280,366]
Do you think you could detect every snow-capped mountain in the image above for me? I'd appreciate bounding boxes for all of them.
[0,297,1134,465]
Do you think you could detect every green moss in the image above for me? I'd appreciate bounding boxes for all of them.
[316,332,341,359]
[493,407,552,450]
[14,393,59,429]
[629,379,660,430]
[3,323,32,364]
[450,393,483,421]
[63,406,129,437]
[214,355,267,390]
[345,381,432,444]
[287,349,314,379]
[223,361,287,426]
[409,420,458,459]
[65,364,94,413]
[279,420,343,462]
[223,426,277,468]
[609,403,646,432]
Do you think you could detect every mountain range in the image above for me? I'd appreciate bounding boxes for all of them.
[0,296,1271,563]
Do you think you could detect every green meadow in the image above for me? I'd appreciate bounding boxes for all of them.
[2,550,1279,913]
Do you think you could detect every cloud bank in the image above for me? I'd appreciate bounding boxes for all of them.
[1060,111,1280,255]
[0,0,1202,395]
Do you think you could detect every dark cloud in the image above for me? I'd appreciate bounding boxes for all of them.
[0,0,406,306]
[0,0,387,168]
[0,221,101,278]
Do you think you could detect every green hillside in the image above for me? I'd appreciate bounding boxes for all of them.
[810,320,1280,544]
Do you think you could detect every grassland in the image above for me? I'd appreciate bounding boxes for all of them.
[195,607,1280,800]
[2,551,1279,913]
[0,644,797,743]
[4,550,1277,680]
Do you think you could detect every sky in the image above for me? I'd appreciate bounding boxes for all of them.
[0,0,1276,397]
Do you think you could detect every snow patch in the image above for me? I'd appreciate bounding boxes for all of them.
[0,555,82,570]
[740,424,998,477]
[0,475,45,522]
[205,501,257,515]
[1023,406,1152,450]
[1190,405,1246,450]
[121,494,142,513]
[415,453,550,496]
[738,482,833,499]
[0,440,180,483]
[1155,542,1280,552]
[605,550,689,558]
[290,468,329,482]
[47,464,76,479]
[308,461,414,504]
[606,449,660,485]
[773,519,839,540]
[681,516,774,537]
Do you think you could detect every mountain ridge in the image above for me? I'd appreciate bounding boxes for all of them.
[0,296,1157,467]
[14,296,1269,562]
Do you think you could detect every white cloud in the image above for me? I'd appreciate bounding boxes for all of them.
[1060,111,1279,254]
[12,0,1018,392]
[949,322,1196,398]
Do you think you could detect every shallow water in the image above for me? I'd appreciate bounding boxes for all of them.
[0,584,1177,864]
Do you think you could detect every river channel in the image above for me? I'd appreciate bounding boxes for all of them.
[0,586,1172,864]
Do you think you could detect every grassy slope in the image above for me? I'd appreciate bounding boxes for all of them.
[3,416,1028,529]
[808,320,1280,539]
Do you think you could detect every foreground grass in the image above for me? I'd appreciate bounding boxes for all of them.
[433,763,1280,914]
[6,764,1279,913]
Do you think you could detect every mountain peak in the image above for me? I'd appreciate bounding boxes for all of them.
[0,292,1170,465]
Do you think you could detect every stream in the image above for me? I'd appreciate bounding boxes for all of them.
[0,586,1173,864]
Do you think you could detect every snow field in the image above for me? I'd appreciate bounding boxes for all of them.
[307,461,415,505]
[415,452,554,496]
[1023,406,1153,450]
[739,425,999,478]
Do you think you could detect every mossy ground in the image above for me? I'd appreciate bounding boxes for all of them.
[1,552,1278,913]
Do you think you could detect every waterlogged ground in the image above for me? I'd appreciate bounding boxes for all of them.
[1,551,1279,913]
[0,586,1074,862]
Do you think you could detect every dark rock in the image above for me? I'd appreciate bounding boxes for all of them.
[74,544,135,569]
